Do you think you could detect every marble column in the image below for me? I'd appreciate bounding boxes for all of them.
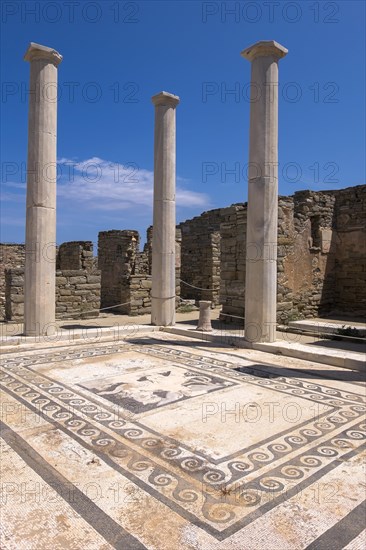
[241,41,288,343]
[151,91,180,326]
[24,43,62,336]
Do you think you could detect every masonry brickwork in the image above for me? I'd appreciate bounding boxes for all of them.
[4,241,100,322]
[97,228,181,316]
[178,208,225,305]
[219,185,366,324]
[98,230,140,313]
[0,244,25,320]
[1,185,364,325]
[57,241,94,271]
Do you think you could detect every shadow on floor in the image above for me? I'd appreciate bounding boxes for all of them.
[178,318,244,331]
[172,319,366,354]
[60,324,114,330]
[233,365,366,383]
[127,336,366,384]
[309,339,366,353]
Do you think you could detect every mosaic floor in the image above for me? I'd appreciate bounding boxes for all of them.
[1,332,365,549]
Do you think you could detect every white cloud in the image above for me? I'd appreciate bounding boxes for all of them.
[57,157,210,210]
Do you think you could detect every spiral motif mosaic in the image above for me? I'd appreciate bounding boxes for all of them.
[0,338,365,539]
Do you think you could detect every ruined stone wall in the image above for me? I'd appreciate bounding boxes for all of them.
[124,228,181,315]
[178,209,225,305]
[146,226,153,275]
[4,241,100,322]
[55,270,101,319]
[98,230,139,312]
[0,244,25,320]
[219,204,247,321]
[5,268,101,321]
[57,241,94,271]
[282,190,337,321]
[98,228,181,316]
[219,185,365,324]
[5,268,24,321]
[3,186,363,324]
[175,228,182,306]
[333,186,366,315]
[124,275,152,315]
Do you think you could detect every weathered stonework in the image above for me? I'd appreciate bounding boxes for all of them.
[5,269,101,322]
[5,268,25,322]
[124,275,152,315]
[98,228,181,317]
[0,244,25,320]
[1,186,364,325]
[219,204,247,321]
[55,270,101,319]
[179,208,225,305]
[4,241,100,322]
[220,185,366,324]
[333,185,366,314]
[57,241,94,271]
[98,230,139,312]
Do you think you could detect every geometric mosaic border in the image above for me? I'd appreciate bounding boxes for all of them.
[1,338,365,539]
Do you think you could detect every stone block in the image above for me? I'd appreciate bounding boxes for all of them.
[69,276,87,284]
[87,275,101,284]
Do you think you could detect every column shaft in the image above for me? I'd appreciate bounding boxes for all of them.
[24,43,62,336]
[151,92,180,326]
[241,41,287,343]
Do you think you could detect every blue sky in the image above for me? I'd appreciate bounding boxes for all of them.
[1,0,365,248]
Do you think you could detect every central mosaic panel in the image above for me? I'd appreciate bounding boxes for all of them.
[79,355,235,413]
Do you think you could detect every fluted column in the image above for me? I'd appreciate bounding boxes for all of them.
[151,91,180,326]
[241,41,288,343]
[24,43,62,336]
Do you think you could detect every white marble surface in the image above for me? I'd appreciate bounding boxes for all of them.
[151,92,180,327]
[23,43,62,337]
[242,41,288,343]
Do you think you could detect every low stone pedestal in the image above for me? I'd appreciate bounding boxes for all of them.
[196,301,212,332]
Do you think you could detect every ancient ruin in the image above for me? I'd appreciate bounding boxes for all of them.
[2,185,365,326]
[2,40,362,335]
[1,37,365,550]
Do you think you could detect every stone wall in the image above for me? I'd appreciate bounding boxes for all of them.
[0,244,25,320]
[55,270,101,319]
[124,275,152,315]
[219,185,366,324]
[98,228,181,316]
[281,190,337,321]
[57,241,94,271]
[4,241,100,322]
[179,208,225,305]
[219,204,247,321]
[98,230,139,312]
[333,186,366,315]
[5,268,24,322]
[2,186,364,324]
[5,268,101,322]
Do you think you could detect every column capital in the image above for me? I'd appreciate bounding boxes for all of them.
[24,42,63,66]
[241,40,288,62]
[152,91,180,107]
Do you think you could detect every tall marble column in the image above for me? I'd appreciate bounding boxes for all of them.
[24,43,62,336]
[151,91,180,326]
[241,41,288,343]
